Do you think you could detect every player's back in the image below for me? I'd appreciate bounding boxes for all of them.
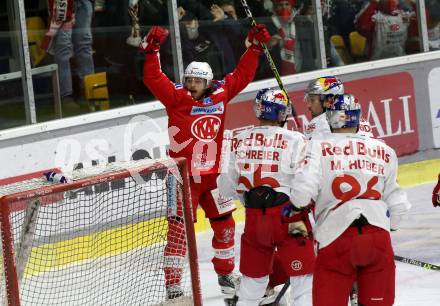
[233,126,306,196]
[299,132,405,247]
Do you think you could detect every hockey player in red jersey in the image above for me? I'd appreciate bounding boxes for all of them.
[283,94,411,306]
[219,88,315,306]
[433,174,440,207]
[141,24,271,299]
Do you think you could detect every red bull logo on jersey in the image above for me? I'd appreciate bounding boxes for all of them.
[191,115,221,142]
[321,141,390,163]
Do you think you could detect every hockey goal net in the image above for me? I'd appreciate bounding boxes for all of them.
[0,157,201,306]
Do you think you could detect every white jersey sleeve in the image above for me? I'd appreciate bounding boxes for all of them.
[290,133,411,248]
[304,113,331,139]
[218,132,241,202]
[383,150,411,229]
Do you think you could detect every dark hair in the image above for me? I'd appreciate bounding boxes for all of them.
[181,10,197,22]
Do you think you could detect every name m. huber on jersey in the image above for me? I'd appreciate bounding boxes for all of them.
[320,139,390,175]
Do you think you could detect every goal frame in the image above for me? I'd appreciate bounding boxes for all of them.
[0,157,201,306]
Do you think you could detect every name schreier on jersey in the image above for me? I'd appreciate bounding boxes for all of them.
[233,132,287,161]
[321,140,390,175]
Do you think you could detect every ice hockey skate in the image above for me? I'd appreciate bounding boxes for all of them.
[259,286,288,306]
[218,272,240,296]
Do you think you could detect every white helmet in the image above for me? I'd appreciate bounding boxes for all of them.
[183,61,213,87]
[326,94,361,129]
[254,88,292,123]
[304,76,344,97]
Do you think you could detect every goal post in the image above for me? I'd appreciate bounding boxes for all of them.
[0,157,202,306]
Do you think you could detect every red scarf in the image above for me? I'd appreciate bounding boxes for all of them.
[41,0,75,53]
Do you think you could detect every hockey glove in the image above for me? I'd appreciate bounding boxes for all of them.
[140,26,169,53]
[281,203,312,237]
[44,171,68,184]
[245,24,271,51]
[433,174,440,207]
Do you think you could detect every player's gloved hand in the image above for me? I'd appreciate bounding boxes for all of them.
[281,203,311,237]
[245,24,271,51]
[44,171,68,184]
[140,26,169,53]
[433,174,440,207]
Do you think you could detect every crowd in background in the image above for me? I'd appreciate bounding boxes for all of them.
[1,0,440,123]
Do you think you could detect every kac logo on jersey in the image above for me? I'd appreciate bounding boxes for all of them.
[191,102,224,115]
[191,115,221,142]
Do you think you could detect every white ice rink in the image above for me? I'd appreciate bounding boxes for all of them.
[198,181,440,305]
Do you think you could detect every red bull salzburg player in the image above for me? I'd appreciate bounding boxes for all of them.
[141,25,271,299]
[219,88,315,306]
[303,76,344,139]
[303,76,373,139]
[283,94,411,306]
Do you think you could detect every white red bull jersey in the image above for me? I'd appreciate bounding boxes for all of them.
[219,126,307,202]
[304,113,331,139]
[290,133,411,248]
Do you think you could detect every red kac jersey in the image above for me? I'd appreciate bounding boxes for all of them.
[143,49,261,175]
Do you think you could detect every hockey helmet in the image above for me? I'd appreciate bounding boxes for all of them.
[183,61,213,87]
[254,88,292,122]
[304,76,344,99]
[326,94,361,129]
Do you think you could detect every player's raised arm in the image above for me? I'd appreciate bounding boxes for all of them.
[142,26,180,107]
[223,24,271,100]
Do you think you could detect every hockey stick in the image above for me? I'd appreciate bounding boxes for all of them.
[349,282,358,306]
[273,279,290,305]
[394,255,440,272]
[15,198,41,282]
[239,0,300,126]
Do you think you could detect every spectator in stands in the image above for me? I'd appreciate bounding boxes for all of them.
[42,0,95,107]
[179,3,246,77]
[355,0,412,60]
[218,0,239,20]
[265,0,298,75]
[406,0,440,52]
[179,10,223,78]
[211,1,248,68]
[294,0,321,71]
